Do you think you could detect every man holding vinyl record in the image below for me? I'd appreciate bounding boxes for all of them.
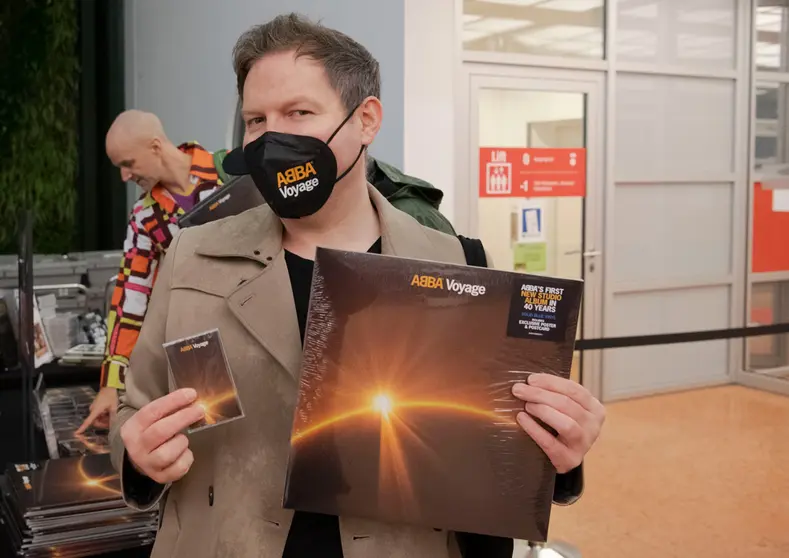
[110,13,605,558]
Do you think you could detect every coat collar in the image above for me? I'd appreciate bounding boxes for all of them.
[194,184,441,262]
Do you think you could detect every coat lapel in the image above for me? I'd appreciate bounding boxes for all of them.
[194,205,302,380]
[226,253,302,381]
[370,186,444,261]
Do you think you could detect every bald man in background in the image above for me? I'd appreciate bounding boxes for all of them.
[78,110,228,432]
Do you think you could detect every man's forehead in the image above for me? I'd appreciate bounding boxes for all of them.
[106,134,142,165]
[243,52,336,108]
[107,150,132,167]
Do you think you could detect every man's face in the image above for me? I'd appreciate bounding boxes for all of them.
[240,50,372,181]
[106,138,164,193]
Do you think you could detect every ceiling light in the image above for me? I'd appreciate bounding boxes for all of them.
[465,16,534,34]
[525,25,600,40]
[538,0,603,12]
[475,0,544,5]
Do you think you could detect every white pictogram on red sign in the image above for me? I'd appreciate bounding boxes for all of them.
[485,163,512,195]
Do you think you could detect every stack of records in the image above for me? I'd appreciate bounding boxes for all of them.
[0,454,157,557]
[59,345,105,367]
[36,387,110,459]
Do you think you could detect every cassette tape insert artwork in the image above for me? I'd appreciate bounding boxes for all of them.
[284,249,583,542]
[163,329,244,434]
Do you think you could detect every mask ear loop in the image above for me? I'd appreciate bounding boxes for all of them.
[336,145,367,183]
[327,103,363,145]
[328,103,367,183]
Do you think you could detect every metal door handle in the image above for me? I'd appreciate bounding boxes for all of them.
[563,250,602,257]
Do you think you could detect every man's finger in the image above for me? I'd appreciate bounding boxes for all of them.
[154,448,195,484]
[141,404,204,452]
[526,374,598,413]
[512,383,587,425]
[523,402,583,444]
[516,412,573,473]
[134,389,198,431]
[147,434,190,472]
[76,407,103,435]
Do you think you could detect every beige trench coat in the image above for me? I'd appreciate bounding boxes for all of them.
[110,186,483,558]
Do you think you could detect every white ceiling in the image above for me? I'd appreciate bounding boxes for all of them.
[462,0,788,69]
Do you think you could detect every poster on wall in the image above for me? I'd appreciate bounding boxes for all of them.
[513,242,547,273]
[518,200,546,242]
[479,147,586,198]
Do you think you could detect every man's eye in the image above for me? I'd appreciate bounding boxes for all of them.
[290,110,311,117]
[246,117,265,126]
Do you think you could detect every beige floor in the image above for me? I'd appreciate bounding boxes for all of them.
[539,386,789,558]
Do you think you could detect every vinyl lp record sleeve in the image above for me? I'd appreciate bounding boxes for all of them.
[5,455,121,514]
[284,248,584,542]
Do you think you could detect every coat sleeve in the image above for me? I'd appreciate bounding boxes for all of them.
[553,464,584,505]
[100,211,163,390]
[109,231,184,511]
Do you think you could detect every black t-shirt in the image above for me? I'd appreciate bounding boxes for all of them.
[281,239,382,558]
[281,238,512,558]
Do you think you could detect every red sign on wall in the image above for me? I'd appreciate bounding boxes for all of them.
[479,147,586,198]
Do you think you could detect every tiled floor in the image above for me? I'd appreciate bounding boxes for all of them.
[516,386,789,558]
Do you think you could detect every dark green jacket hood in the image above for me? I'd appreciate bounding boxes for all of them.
[367,157,445,210]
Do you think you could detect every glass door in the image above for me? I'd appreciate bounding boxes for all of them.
[467,71,605,399]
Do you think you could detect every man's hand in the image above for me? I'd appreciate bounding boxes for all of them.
[120,388,205,485]
[512,373,605,474]
[77,387,118,434]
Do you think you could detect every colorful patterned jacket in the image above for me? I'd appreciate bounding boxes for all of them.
[100,143,225,389]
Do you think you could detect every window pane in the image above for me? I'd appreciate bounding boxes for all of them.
[462,0,605,59]
[748,282,789,373]
[616,0,736,69]
[754,83,789,171]
[615,74,735,177]
[756,0,789,72]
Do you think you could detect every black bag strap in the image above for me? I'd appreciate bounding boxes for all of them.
[457,235,488,268]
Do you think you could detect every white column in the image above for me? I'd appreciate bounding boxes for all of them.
[403,0,458,225]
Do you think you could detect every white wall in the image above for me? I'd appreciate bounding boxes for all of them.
[125,0,404,186]
[403,0,457,224]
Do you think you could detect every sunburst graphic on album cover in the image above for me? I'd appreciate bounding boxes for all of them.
[26,456,122,505]
[291,389,518,508]
[195,390,242,425]
[76,457,121,497]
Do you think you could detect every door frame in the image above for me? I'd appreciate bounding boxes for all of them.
[456,64,606,401]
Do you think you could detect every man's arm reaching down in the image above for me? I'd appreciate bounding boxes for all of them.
[101,209,163,390]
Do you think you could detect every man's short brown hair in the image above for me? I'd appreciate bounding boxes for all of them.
[232,13,381,111]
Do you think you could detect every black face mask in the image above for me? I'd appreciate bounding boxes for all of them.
[240,108,365,219]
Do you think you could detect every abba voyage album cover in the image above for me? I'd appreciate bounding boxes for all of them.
[284,249,583,542]
[163,329,244,434]
[6,455,121,514]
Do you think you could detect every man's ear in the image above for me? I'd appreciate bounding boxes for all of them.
[150,137,163,155]
[358,96,382,147]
